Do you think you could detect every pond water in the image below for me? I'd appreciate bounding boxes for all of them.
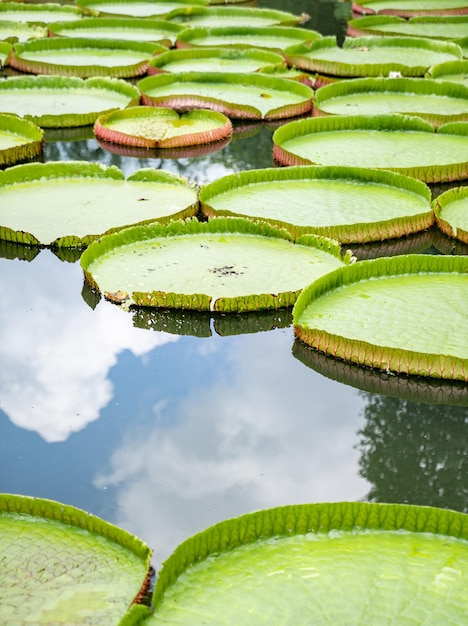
[0,0,467,570]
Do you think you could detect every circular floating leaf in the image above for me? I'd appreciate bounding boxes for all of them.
[80,217,348,312]
[122,502,468,625]
[75,0,208,18]
[49,17,184,46]
[427,60,468,86]
[0,75,140,127]
[138,72,314,120]
[94,105,232,148]
[348,14,468,39]
[200,165,433,243]
[166,6,305,27]
[314,77,468,127]
[285,36,462,78]
[293,254,468,380]
[0,161,198,247]
[0,20,48,42]
[147,46,285,75]
[352,0,468,16]
[434,185,468,243]
[273,114,468,183]
[0,2,85,24]
[9,37,165,78]
[0,113,43,167]
[0,493,151,625]
[175,25,321,53]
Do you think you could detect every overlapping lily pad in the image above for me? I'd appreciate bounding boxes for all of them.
[0,113,43,166]
[348,14,468,39]
[0,75,140,127]
[49,17,184,46]
[75,0,208,18]
[0,162,198,247]
[8,37,165,78]
[94,105,232,148]
[120,502,468,625]
[138,72,314,119]
[0,42,11,65]
[314,77,468,127]
[293,254,468,380]
[80,217,349,312]
[273,114,468,183]
[175,25,321,53]
[0,493,152,625]
[434,185,468,244]
[427,60,468,86]
[147,47,285,75]
[352,0,468,16]
[166,5,306,27]
[285,36,463,78]
[0,2,85,24]
[0,20,48,42]
[200,165,433,243]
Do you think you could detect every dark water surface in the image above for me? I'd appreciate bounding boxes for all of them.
[0,0,467,569]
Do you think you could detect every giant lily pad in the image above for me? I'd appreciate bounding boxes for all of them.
[121,502,468,625]
[293,254,468,380]
[94,105,232,148]
[0,20,48,42]
[0,42,11,65]
[166,6,306,27]
[427,60,468,86]
[348,14,468,39]
[434,185,468,244]
[8,37,165,78]
[147,46,285,75]
[0,113,43,166]
[175,25,321,53]
[49,17,184,46]
[200,165,433,243]
[352,0,468,16]
[80,217,349,312]
[0,75,140,127]
[314,77,468,127]
[75,0,208,18]
[0,2,85,24]
[284,36,462,78]
[138,72,314,119]
[0,493,152,625]
[273,114,468,183]
[0,162,198,247]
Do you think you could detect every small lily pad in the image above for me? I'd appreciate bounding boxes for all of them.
[80,217,348,312]
[348,14,468,39]
[0,493,152,626]
[0,20,48,42]
[285,36,463,77]
[352,0,468,17]
[75,0,208,18]
[9,37,165,78]
[94,105,232,148]
[166,6,306,27]
[200,165,433,243]
[273,114,468,183]
[434,185,468,243]
[0,162,198,247]
[138,72,314,119]
[0,75,140,127]
[314,77,468,127]
[294,254,468,380]
[0,113,43,166]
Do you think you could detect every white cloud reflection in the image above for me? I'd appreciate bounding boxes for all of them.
[95,328,369,567]
[0,252,177,443]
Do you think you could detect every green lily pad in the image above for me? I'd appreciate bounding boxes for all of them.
[80,217,348,312]
[0,493,152,625]
[138,72,314,119]
[75,0,208,18]
[0,113,43,167]
[348,14,468,39]
[456,36,468,56]
[0,162,198,247]
[0,2,85,24]
[0,20,48,42]
[0,75,140,127]
[273,114,468,183]
[147,46,285,75]
[200,165,433,243]
[9,37,165,78]
[285,36,462,78]
[352,0,468,16]
[49,17,184,46]
[434,185,468,244]
[314,77,468,127]
[166,6,306,27]
[0,41,11,65]
[175,25,321,53]
[122,502,468,625]
[294,254,468,380]
[427,60,468,86]
[94,105,232,148]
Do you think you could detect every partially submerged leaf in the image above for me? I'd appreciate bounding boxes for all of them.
[434,185,468,243]
[427,60,468,86]
[165,5,306,27]
[0,113,43,167]
[0,20,48,42]
[293,254,468,380]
